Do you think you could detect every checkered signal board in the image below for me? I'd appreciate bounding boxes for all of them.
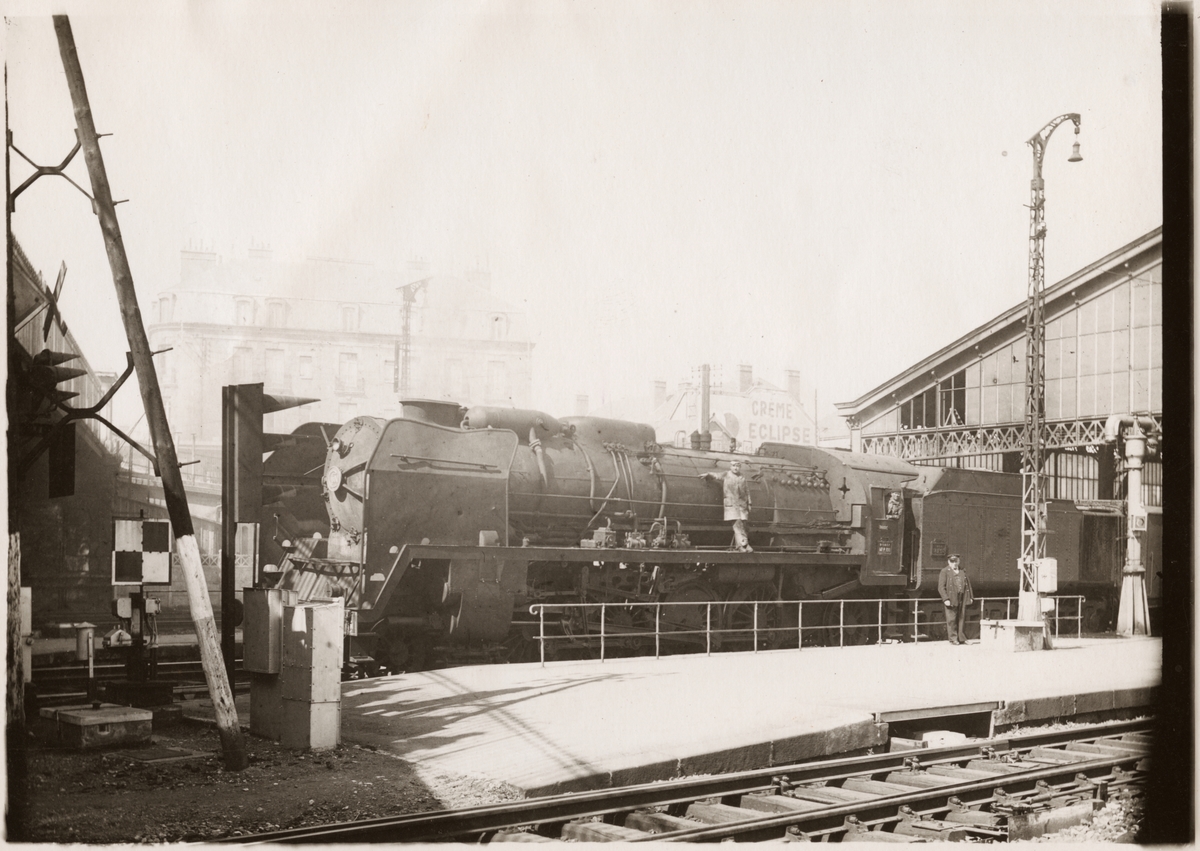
[112,518,173,585]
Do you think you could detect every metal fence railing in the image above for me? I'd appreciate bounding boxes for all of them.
[526,595,1086,666]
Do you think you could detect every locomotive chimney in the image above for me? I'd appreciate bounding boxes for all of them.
[739,364,753,394]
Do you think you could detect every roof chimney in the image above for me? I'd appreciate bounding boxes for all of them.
[180,249,217,285]
[786,369,803,401]
[738,364,753,394]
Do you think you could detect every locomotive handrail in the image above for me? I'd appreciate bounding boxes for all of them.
[389,453,501,471]
[526,595,1086,666]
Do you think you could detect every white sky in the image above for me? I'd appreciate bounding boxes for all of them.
[5,0,1163,426]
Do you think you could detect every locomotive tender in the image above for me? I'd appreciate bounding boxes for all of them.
[276,400,1134,669]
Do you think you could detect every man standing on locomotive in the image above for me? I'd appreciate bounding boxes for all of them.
[938,554,974,645]
[701,460,753,552]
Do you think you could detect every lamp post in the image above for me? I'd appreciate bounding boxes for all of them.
[1019,114,1081,631]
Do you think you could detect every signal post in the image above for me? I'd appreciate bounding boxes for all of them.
[221,383,317,683]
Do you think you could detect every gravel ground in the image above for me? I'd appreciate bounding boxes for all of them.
[1032,797,1144,843]
[8,719,521,844]
[8,714,1149,843]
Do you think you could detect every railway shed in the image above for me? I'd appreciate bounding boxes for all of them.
[834,226,1164,640]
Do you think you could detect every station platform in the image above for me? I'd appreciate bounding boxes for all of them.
[184,635,1161,797]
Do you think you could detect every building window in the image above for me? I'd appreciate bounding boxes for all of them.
[446,359,466,399]
[341,305,359,332]
[265,348,287,391]
[338,352,360,394]
[938,370,966,426]
[489,314,508,340]
[233,346,253,383]
[267,301,287,328]
[299,356,313,380]
[486,361,509,403]
[1048,451,1098,501]
[159,295,174,324]
[235,299,254,326]
[159,349,176,386]
[900,385,938,430]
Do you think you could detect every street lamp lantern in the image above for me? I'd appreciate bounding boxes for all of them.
[1068,138,1083,163]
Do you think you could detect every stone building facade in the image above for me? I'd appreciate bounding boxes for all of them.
[146,250,534,478]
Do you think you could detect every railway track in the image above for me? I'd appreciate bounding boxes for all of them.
[216,718,1149,844]
[31,660,249,706]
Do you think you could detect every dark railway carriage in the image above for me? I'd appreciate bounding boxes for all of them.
[907,467,1125,635]
[274,402,1154,669]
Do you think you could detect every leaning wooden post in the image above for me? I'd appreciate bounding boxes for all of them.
[53,16,247,770]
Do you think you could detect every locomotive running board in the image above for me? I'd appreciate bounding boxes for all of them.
[370,544,865,613]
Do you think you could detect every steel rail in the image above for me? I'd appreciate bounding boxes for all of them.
[641,752,1145,842]
[213,718,1149,844]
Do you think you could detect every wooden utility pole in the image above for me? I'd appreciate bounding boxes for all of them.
[7,57,31,839]
[53,16,247,769]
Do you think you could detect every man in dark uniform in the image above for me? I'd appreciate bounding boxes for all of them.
[938,554,974,645]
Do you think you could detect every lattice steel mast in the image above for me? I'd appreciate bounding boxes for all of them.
[1019,114,1081,625]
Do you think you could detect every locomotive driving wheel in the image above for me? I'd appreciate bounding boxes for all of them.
[820,599,879,646]
[722,582,786,651]
[658,580,721,651]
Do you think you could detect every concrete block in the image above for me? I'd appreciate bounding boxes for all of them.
[244,588,284,674]
[1074,690,1116,716]
[889,737,926,752]
[992,700,1027,726]
[772,719,887,764]
[606,758,680,790]
[528,771,615,797]
[1113,686,1157,711]
[281,662,343,703]
[39,703,152,750]
[250,672,283,740]
[281,698,340,750]
[979,619,1045,652]
[919,730,968,747]
[281,601,344,703]
[680,742,772,777]
[1023,695,1069,722]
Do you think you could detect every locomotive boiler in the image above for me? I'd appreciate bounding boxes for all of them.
[275,400,1151,669]
[277,400,921,667]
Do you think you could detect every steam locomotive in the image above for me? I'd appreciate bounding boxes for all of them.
[273,400,1149,670]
